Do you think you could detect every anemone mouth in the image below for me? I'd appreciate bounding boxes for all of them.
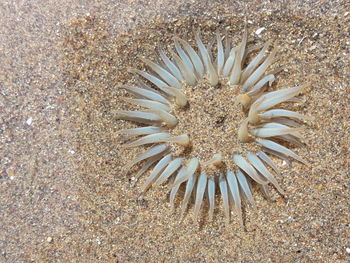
[117,26,312,225]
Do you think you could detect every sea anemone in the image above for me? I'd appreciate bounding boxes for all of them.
[117,25,312,225]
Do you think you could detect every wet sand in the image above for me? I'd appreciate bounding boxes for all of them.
[1,0,349,262]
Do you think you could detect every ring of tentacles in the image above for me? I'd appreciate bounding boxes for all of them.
[117,27,311,225]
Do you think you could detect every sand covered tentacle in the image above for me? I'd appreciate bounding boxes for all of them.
[194,173,208,221]
[256,138,309,165]
[123,86,170,105]
[180,173,197,216]
[176,38,205,78]
[236,170,256,210]
[195,30,218,85]
[141,153,173,192]
[169,167,187,210]
[141,58,183,89]
[233,153,268,185]
[241,40,272,84]
[154,157,183,186]
[172,157,199,186]
[222,48,236,78]
[161,86,188,107]
[255,86,305,112]
[219,174,231,225]
[122,98,171,112]
[158,49,184,82]
[170,50,197,86]
[207,176,216,221]
[130,69,172,92]
[259,109,314,121]
[216,32,225,76]
[117,126,164,137]
[246,152,285,195]
[116,110,161,124]
[249,127,302,138]
[147,108,178,127]
[246,74,275,96]
[204,153,223,167]
[247,86,306,124]
[174,38,196,74]
[226,171,243,227]
[124,144,169,172]
[242,45,278,91]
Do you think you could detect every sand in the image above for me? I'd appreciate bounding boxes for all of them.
[1,0,349,262]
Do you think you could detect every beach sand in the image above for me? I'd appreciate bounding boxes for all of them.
[1,0,349,262]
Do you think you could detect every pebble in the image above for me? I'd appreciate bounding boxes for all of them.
[26,117,33,125]
[255,27,266,35]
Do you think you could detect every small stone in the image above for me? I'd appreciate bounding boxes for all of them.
[309,45,317,51]
[26,117,33,125]
[346,248,350,254]
[6,167,15,177]
[255,27,266,35]
[47,237,53,243]
[317,184,324,191]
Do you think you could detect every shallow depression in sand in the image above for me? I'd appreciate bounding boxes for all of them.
[171,81,256,166]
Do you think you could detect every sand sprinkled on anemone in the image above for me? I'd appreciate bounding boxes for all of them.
[117,25,312,225]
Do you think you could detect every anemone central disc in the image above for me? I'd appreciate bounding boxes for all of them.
[172,82,248,164]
